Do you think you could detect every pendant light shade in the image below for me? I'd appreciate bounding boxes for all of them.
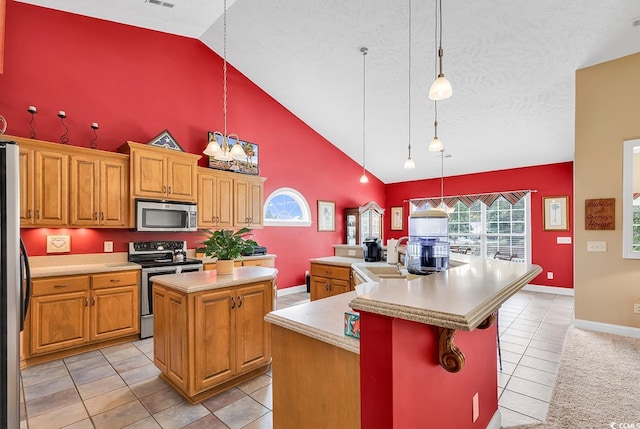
[404,156,416,170]
[429,136,443,152]
[203,0,247,161]
[359,46,369,184]
[429,0,452,101]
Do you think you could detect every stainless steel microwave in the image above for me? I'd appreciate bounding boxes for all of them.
[135,199,197,232]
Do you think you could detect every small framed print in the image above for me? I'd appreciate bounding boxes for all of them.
[543,196,569,231]
[317,200,336,232]
[147,129,184,152]
[391,206,403,230]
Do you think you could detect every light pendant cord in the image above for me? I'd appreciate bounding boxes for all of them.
[438,0,444,77]
[223,0,228,146]
[441,149,445,204]
[407,0,412,162]
[361,47,368,179]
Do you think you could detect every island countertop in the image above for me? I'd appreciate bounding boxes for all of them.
[151,266,278,293]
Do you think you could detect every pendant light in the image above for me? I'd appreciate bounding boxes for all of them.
[204,0,247,161]
[404,0,415,170]
[436,149,454,215]
[428,100,444,151]
[359,47,369,184]
[428,0,452,101]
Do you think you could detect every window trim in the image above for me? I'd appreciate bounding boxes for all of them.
[263,187,312,227]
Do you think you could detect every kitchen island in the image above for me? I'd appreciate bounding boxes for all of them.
[150,266,277,403]
[266,256,541,429]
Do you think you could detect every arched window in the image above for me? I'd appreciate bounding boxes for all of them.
[263,188,312,227]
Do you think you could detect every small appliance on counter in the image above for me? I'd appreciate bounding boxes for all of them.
[363,237,382,262]
[406,210,450,275]
[241,245,268,256]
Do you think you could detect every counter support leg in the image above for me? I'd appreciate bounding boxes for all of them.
[437,327,465,373]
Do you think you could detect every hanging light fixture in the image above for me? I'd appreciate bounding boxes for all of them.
[359,46,369,184]
[203,0,247,161]
[404,0,415,170]
[428,0,452,101]
[428,100,444,151]
[436,149,455,215]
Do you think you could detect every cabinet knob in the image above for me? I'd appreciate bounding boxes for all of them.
[92,296,96,306]
[84,298,88,307]
[54,284,67,289]
[238,297,243,308]
[231,297,236,309]
[110,279,120,283]
[93,212,98,220]
[35,210,40,219]
[163,186,167,193]
[100,212,105,221]
[27,209,32,218]
[168,186,172,194]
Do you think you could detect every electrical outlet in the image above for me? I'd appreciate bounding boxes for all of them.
[587,241,607,252]
[472,392,479,422]
[348,249,356,256]
[634,304,640,314]
[104,241,113,252]
[547,272,554,280]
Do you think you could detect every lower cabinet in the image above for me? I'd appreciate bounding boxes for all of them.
[310,262,352,301]
[203,256,275,272]
[153,280,273,402]
[25,270,140,360]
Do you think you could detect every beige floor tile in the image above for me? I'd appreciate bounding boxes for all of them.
[214,396,269,429]
[499,360,517,375]
[130,376,171,399]
[77,374,127,400]
[182,414,228,429]
[120,363,162,386]
[152,401,210,429]
[70,364,117,386]
[504,327,536,339]
[504,376,554,402]
[103,345,145,364]
[501,341,527,354]
[528,339,564,353]
[92,399,150,429]
[139,386,186,414]
[500,334,531,347]
[112,354,153,373]
[498,405,544,426]
[64,350,103,365]
[123,416,163,428]
[21,362,69,387]
[28,402,89,429]
[62,418,95,429]
[519,356,559,374]
[499,390,550,421]
[498,372,510,389]
[66,355,109,373]
[23,374,74,401]
[249,384,272,409]
[501,350,522,364]
[26,386,81,419]
[524,347,562,363]
[237,374,272,395]
[512,365,558,387]
[84,385,138,416]
[242,411,273,429]
[202,387,248,413]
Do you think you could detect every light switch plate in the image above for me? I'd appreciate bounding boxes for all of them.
[47,235,71,253]
[557,237,572,244]
[104,241,113,252]
[587,241,607,252]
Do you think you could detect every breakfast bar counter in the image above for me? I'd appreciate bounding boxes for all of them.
[266,256,541,429]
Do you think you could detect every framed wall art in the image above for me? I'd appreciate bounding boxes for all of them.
[390,206,403,230]
[206,132,259,175]
[543,196,569,231]
[317,200,336,232]
[147,129,184,152]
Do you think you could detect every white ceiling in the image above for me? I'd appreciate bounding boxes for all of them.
[17,0,640,183]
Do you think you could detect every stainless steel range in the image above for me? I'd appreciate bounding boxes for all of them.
[128,240,203,339]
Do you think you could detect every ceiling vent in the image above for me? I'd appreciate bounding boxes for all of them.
[633,17,640,27]
[146,0,175,8]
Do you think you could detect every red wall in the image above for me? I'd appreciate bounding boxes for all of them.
[384,162,574,288]
[2,2,385,289]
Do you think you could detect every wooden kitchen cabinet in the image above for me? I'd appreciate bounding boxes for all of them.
[69,153,129,227]
[310,262,352,301]
[120,141,200,203]
[197,167,234,229]
[153,279,273,403]
[18,140,68,227]
[234,175,265,228]
[24,270,140,363]
[202,256,274,272]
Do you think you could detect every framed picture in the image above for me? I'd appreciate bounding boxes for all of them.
[543,196,569,231]
[391,206,403,230]
[317,200,336,231]
[147,129,184,152]
[206,132,259,175]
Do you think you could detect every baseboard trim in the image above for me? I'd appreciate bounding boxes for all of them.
[486,408,501,429]
[277,285,307,297]
[524,284,574,296]
[573,319,640,339]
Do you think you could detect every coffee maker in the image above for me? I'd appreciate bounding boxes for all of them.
[363,237,382,262]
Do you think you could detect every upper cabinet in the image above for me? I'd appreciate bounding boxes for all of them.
[120,141,200,203]
[197,167,265,230]
[18,139,68,227]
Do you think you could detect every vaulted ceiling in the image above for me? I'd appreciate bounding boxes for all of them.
[16,0,640,183]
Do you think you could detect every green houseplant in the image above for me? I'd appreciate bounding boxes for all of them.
[197,227,258,274]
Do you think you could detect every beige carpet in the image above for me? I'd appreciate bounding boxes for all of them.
[503,326,640,429]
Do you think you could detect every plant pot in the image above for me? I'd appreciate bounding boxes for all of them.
[216,259,235,275]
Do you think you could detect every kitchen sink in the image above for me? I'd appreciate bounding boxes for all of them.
[366,266,411,279]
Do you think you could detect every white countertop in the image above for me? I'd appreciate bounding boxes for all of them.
[150,266,278,293]
[197,254,277,264]
[265,291,360,354]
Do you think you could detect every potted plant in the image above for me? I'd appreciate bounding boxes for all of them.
[197,227,258,274]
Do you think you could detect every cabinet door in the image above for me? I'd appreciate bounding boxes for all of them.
[330,278,351,296]
[234,179,251,227]
[194,288,235,392]
[34,149,68,226]
[132,149,167,198]
[19,147,34,225]
[29,291,89,355]
[216,174,234,228]
[248,179,263,228]
[90,285,139,342]
[167,158,196,201]
[197,172,217,228]
[310,276,332,301]
[69,155,100,226]
[153,285,188,390]
[235,283,271,374]
[100,157,128,227]
[242,257,275,268]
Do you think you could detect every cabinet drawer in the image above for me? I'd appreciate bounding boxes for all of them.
[242,258,275,268]
[310,263,351,281]
[32,276,90,296]
[92,270,139,289]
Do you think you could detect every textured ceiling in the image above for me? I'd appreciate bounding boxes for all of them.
[17,0,640,183]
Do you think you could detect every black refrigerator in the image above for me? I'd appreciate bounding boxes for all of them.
[1,140,31,428]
